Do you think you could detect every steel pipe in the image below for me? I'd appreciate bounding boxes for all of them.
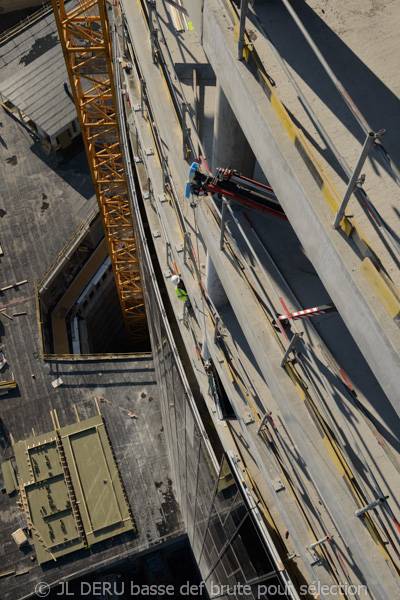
[333,131,377,229]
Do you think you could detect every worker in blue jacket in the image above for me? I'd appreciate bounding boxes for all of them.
[171,275,191,309]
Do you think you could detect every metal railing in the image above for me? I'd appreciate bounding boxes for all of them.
[0,2,53,46]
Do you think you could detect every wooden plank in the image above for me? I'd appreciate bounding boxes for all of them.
[0,380,17,389]
[1,280,27,292]
[164,0,188,15]
[50,410,57,431]
[73,404,80,422]
[0,569,16,578]
[53,409,61,429]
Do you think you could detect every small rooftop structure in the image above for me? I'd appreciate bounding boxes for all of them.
[12,528,29,548]
[13,415,135,564]
[0,44,82,151]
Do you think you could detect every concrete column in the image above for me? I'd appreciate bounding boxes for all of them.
[206,253,228,308]
[212,82,256,176]
[205,82,257,331]
[203,253,226,362]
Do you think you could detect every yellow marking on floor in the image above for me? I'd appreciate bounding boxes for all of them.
[361,257,400,319]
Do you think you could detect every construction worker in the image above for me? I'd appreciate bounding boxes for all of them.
[185,162,211,199]
[171,275,191,309]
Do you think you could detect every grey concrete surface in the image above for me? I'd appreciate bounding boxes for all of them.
[119,0,400,595]
[212,83,256,175]
[195,0,400,425]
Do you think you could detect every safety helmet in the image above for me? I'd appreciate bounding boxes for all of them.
[171,275,180,286]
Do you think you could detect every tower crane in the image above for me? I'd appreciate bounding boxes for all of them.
[51,0,147,341]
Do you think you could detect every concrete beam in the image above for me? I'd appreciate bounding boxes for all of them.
[195,0,400,420]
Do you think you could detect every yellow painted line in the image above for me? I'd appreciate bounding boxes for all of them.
[360,257,400,319]
[363,514,400,574]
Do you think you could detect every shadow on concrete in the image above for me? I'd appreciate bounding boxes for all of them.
[256,0,400,181]
[40,529,138,573]
[29,137,94,200]
[158,5,199,65]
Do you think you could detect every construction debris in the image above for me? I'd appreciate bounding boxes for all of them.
[0,378,17,392]
[51,377,63,388]
[0,280,27,292]
[99,396,112,405]
[0,569,16,578]
[12,529,28,547]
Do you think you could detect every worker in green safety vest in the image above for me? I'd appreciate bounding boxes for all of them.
[171,275,191,308]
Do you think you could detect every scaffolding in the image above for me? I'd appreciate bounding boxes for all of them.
[51,0,147,340]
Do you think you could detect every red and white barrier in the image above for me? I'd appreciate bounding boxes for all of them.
[278,303,337,322]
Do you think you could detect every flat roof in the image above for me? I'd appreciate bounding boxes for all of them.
[0,44,80,138]
[13,415,134,564]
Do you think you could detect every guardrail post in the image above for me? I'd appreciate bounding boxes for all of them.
[220,199,229,249]
[162,156,168,192]
[238,0,249,60]
[332,131,378,229]
[280,333,301,367]
[214,317,220,344]
[355,496,388,517]
[147,1,157,63]
[140,78,146,115]
[308,535,333,549]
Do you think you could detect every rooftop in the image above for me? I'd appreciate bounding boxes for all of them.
[13,414,135,564]
[0,44,80,138]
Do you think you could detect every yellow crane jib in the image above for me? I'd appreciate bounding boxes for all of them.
[51,0,147,341]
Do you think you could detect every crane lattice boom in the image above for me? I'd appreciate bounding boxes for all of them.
[52,0,147,340]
